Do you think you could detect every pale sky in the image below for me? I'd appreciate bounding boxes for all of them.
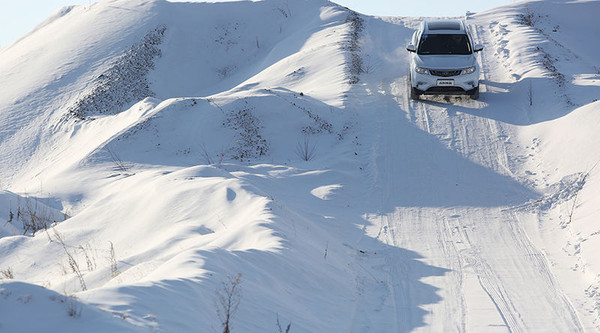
[0,0,517,49]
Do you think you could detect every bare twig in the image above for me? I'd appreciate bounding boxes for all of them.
[528,81,533,106]
[53,228,87,291]
[200,143,214,165]
[106,147,129,173]
[276,314,292,333]
[79,244,96,272]
[207,98,226,115]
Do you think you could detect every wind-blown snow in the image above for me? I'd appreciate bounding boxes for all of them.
[1,0,599,331]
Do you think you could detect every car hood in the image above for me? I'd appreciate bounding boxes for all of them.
[415,54,476,69]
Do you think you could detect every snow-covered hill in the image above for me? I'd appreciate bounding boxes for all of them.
[1,0,599,331]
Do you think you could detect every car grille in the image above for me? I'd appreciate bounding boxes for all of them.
[426,87,466,93]
[430,70,461,77]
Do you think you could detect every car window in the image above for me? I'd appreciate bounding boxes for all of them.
[418,34,472,55]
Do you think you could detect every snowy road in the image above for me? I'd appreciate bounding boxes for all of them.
[349,16,590,332]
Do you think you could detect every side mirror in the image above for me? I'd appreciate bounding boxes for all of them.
[406,44,416,52]
[474,44,483,52]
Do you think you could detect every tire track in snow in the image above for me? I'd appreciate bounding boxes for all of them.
[365,78,469,331]
[447,210,523,332]
[402,103,583,330]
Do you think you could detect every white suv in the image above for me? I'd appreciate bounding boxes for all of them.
[407,20,483,100]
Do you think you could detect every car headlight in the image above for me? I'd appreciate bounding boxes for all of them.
[461,66,476,75]
[415,66,429,75]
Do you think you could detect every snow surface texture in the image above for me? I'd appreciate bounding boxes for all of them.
[1,0,599,331]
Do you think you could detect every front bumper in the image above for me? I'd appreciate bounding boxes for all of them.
[411,70,479,95]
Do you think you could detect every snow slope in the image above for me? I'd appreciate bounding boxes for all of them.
[1,0,600,331]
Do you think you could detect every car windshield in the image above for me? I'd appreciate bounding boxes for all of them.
[418,34,472,55]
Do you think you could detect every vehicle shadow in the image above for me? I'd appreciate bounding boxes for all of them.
[416,76,600,125]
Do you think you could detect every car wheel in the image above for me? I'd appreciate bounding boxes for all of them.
[410,87,420,100]
[469,86,479,100]
[409,75,420,100]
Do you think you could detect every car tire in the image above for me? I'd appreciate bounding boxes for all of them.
[469,86,479,100]
[410,85,421,100]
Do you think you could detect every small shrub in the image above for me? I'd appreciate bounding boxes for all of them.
[517,6,539,27]
[200,143,214,165]
[199,144,226,166]
[14,196,55,236]
[64,295,83,318]
[362,55,374,74]
[0,267,14,280]
[296,135,316,161]
[109,241,120,278]
[216,273,242,333]
[223,102,269,160]
[217,65,237,78]
[214,22,240,51]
